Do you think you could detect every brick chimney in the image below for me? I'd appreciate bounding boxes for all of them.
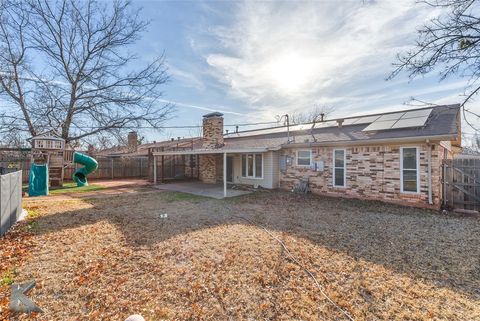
[128,131,138,152]
[87,144,95,155]
[202,112,224,149]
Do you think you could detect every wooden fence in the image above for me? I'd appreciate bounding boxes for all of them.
[65,157,148,181]
[0,156,148,183]
[443,156,480,212]
[0,171,23,237]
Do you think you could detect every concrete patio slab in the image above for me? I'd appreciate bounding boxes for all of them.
[154,181,252,199]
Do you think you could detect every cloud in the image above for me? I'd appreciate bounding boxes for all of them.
[157,98,244,116]
[198,0,457,121]
[166,63,206,91]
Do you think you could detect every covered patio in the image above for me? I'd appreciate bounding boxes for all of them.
[153,181,252,199]
[152,148,270,198]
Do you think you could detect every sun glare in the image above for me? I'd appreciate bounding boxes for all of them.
[264,52,316,93]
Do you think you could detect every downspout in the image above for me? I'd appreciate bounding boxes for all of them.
[427,141,433,205]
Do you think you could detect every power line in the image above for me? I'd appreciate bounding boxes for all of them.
[0,121,280,130]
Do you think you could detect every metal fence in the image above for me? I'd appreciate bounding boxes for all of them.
[0,171,23,237]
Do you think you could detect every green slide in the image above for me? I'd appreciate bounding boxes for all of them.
[72,152,98,187]
[28,164,49,196]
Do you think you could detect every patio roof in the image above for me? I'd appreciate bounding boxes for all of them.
[152,147,278,156]
[152,147,270,197]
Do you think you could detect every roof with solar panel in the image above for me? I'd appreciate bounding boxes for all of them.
[222,104,460,149]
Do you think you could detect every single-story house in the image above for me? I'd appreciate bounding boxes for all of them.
[152,104,462,209]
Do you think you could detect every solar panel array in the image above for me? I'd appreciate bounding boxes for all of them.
[223,108,433,138]
[224,120,338,138]
[362,108,432,132]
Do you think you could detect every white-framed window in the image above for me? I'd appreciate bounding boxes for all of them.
[241,153,263,178]
[400,147,420,193]
[35,140,44,148]
[333,149,346,187]
[296,150,312,166]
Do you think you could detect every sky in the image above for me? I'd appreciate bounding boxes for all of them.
[132,0,478,143]
[2,0,477,144]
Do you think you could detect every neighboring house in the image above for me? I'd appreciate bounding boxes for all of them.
[151,104,461,209]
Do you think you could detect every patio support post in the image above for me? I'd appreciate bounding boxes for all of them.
[153,155,157,184]
[161,155,165,183]
[223,152,227,198]
[161,147,165,183]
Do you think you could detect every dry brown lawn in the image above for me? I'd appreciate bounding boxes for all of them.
[1,187,479,320]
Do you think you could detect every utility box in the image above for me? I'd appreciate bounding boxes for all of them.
[316,161,324,171]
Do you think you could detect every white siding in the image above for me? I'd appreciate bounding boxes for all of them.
[271,151,280,188]
[231,151,278,189]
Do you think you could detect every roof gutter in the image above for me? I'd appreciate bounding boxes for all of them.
[281,134,458,148]
[152,147,270,156]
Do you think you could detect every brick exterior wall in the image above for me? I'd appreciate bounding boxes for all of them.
[199,154,217,183]
[202,116,224,149]
[280,144,444,209]
[215,154,224,183]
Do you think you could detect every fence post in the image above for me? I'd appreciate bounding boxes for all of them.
[139,158,142,177]
[442,161,447,208]
[475,159,478,212]
[111,158,114,180]
[153,155,157,184]
[0,175,4,236]
[0,171,22,237]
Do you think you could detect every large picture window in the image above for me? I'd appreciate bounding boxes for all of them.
[242,153,263,178]
[333,149,346,187]
[401,147,419,193]
[297,150,312,166]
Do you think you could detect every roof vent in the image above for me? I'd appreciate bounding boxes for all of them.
[337,119,344,128]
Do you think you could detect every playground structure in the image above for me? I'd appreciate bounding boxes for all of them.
[28,133,98,196]
[72,152,98,187]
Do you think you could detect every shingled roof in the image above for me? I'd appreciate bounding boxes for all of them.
[222,104,460,150]
[95,137,203,157]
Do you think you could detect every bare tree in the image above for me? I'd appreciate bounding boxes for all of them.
[0,130,26,148]
[289,104,334,124]
[0,0,173,144]
[462,132,480,153]
[187,122,203,138]
[388,0,480,130]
